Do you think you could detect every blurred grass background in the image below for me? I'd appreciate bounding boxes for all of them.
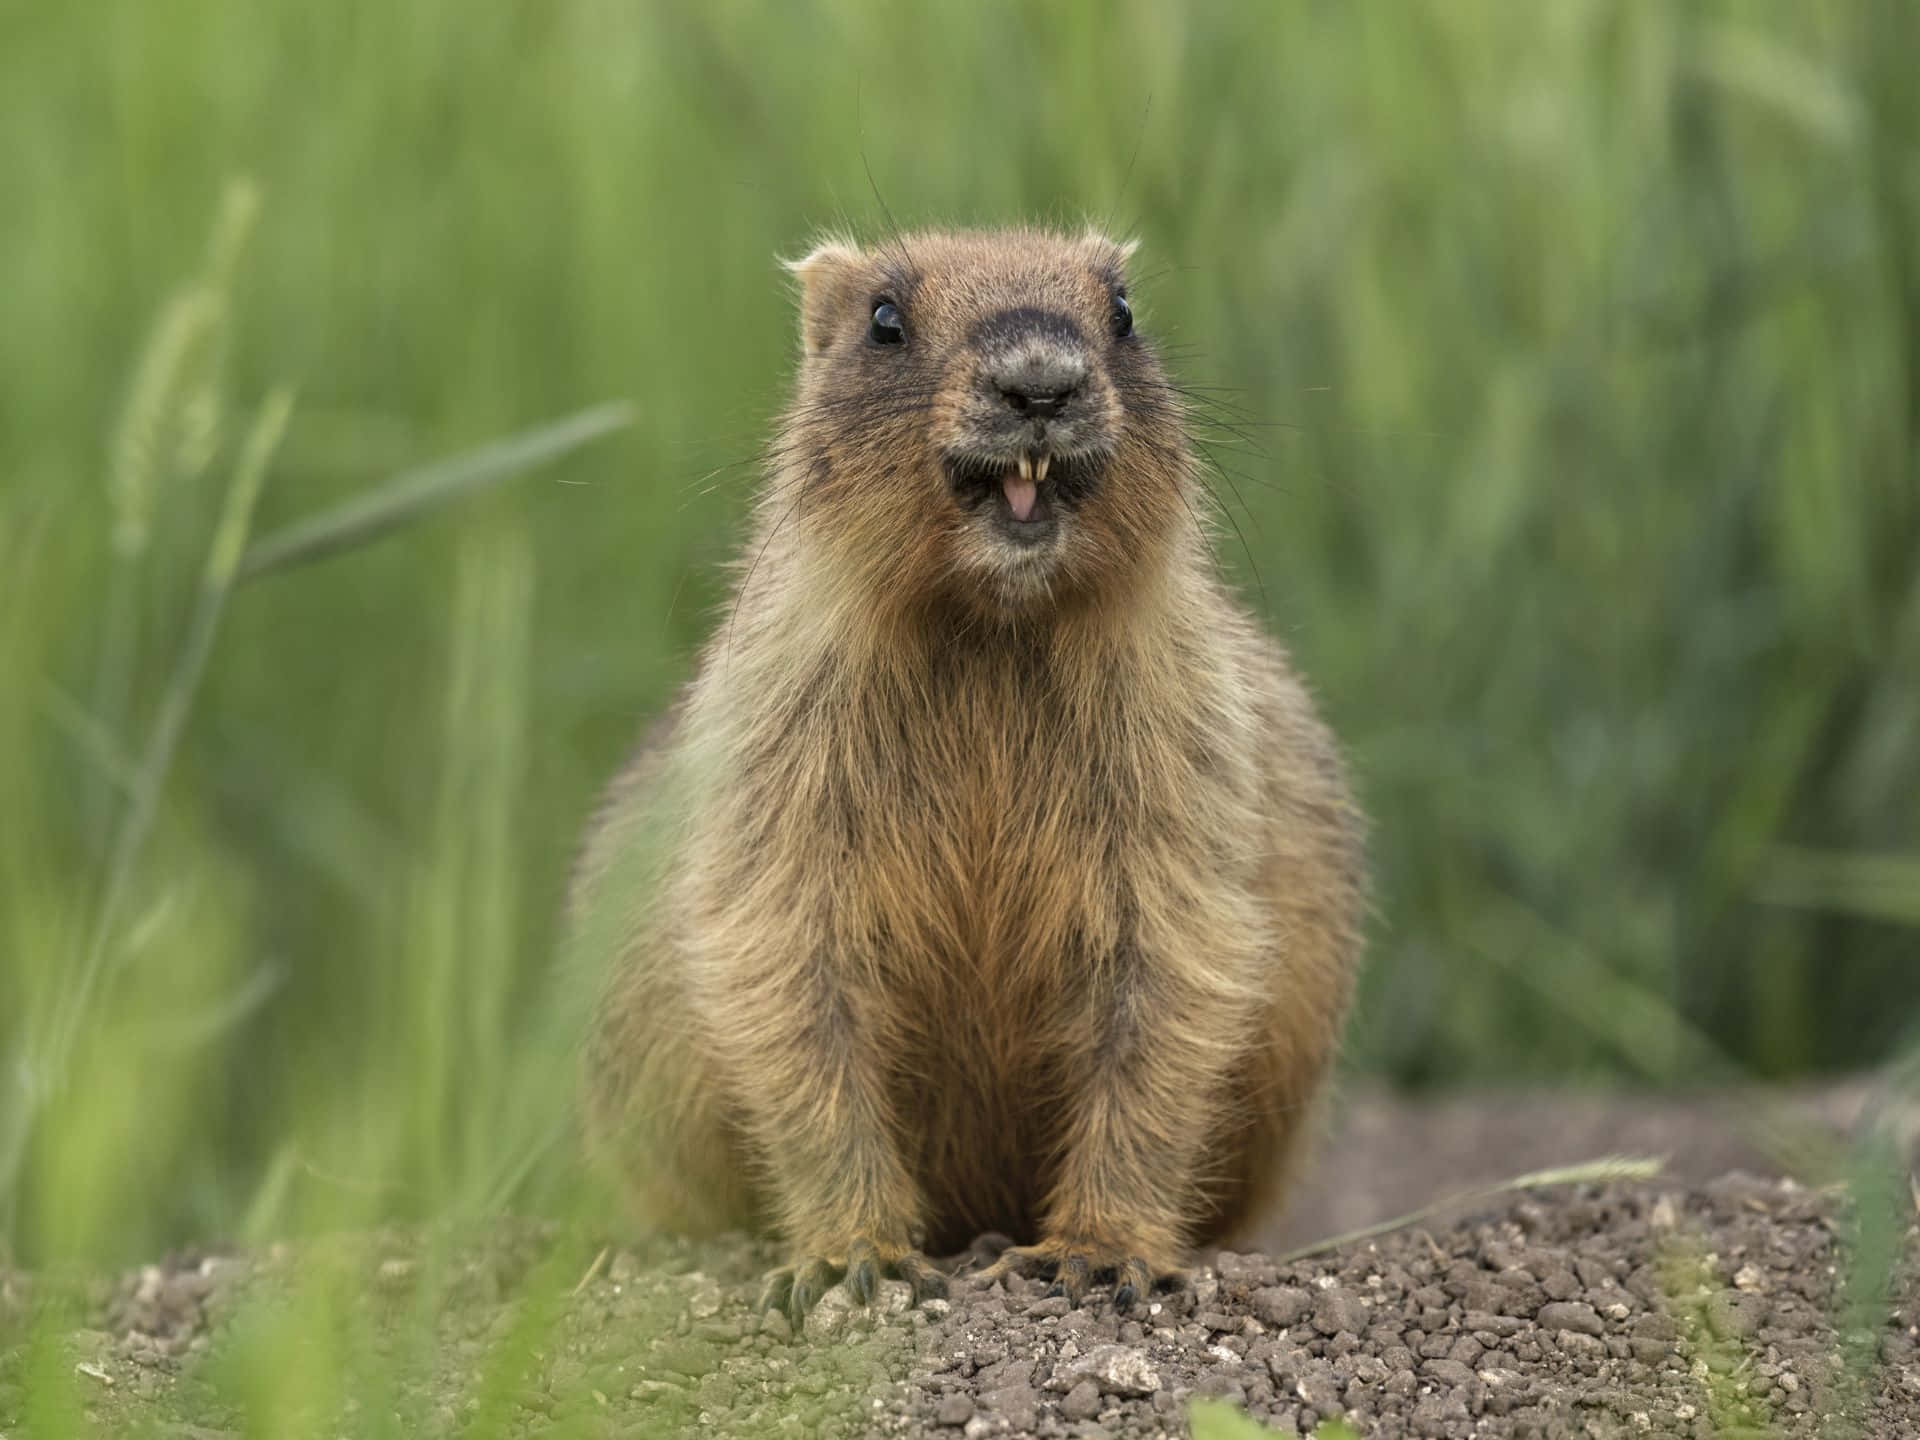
[2,0,1918,1275]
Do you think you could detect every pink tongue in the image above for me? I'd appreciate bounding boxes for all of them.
[1004,475,1038,521]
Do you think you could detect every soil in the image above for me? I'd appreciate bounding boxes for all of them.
[4,1084,1916,1439]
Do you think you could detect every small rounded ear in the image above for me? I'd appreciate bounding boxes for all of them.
[781,238,864,356]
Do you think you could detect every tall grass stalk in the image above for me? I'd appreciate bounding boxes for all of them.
[0,388,293,1222]
[238,402,634,581]
[88,178,260,844]
[404,522,533,1213]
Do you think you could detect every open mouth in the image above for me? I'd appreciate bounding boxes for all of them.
[943,449,1099,545]
[1005,451,1047,522]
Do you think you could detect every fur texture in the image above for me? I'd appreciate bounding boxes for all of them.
[573,228,1365,1319]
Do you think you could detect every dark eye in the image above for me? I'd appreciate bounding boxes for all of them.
[869,300,905,345]
[1110,291,1133,339]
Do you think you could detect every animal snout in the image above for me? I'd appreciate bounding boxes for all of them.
[998,381,1076,419]
[988,339,1088,421]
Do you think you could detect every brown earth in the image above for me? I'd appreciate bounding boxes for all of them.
[1268,1079,1919,1255]
[4,1083,1916,1439]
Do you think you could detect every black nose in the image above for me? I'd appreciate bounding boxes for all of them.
[986,326,1088,422]
[999,383,1075,419]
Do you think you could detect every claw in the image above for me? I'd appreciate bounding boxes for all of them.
[846,1239,879,1305]
[981,1240,1173,1311]
[981,1241,1060,1284]
[758,1267,795,1316]
[765,1242,949,1335]
[1059,1253,1091,1303]
[788,1256,841,1328]
[897,1252,949,1304]
[1112,1256,1153,1311]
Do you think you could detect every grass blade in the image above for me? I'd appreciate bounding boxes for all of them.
[1756,847,1920,927]
[1471,896,1857,1185]
[0,387,294,1210]
[238,401,633,580]
[35,681,140,796]
[1275,1154,1665,1263]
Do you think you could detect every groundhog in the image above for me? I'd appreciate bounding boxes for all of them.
[571,227,1365,1327]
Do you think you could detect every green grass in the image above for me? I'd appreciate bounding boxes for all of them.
[1,3,1918,1433]
[1191,1400,1360,1440]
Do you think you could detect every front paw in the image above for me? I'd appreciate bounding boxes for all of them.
[758,1237,949,1331]
[979,1236,1184,1311]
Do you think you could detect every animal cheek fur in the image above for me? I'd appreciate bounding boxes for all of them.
[926,393,972,453]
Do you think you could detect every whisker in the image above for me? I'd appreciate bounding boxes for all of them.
[723,485,810,674]
[1190,438,1271,617]
[1102,92,1154,243]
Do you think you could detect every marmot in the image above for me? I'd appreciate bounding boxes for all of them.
[571,227,1365,1327]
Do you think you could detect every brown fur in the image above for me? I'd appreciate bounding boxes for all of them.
[572,228,1365,1314]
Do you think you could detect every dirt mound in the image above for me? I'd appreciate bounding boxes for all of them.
[1266,1080,1919,1255]
[8,1170,1916,1439]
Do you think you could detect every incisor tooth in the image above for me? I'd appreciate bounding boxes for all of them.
[1035,453,1051,484]
[1017,453,1033,483]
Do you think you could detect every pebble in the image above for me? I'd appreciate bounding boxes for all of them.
[1195,1372,1247,1405]
[1215,1251,1280,1289]
[1059,1378,1102,1419]
[1708,1292,1767,1340]
[682,1273,724,1319]
[1541,1269,1579,1300]
[1424,1357,1476,1388]
[651,1339,719,1378]
[933,1392,973,1426]
[1463,1309,1525,1336]
[1251,1285,1313,1327]
[1056,1344,1160,1396]
[803,1288,860,1342]
[1537,1301,1604,1336]
[981,1382,1038,1429]
[974,1356,1034,1390]
[1310,1286,1369,1336]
